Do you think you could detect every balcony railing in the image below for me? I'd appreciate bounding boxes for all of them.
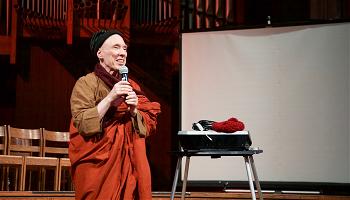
[2,0,182,42]
[16,0,68,39]
[9,0,129,43]
[0,0,18,63]
[19,0,68,21]
[130,0,179,34]
[0,0,13,36]
[180,0,350,32]
[181,0,246,32]
[74,0,129,40]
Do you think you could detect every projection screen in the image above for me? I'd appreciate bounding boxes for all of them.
[181,23,350,183]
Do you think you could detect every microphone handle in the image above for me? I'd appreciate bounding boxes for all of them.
[122,73,128,81]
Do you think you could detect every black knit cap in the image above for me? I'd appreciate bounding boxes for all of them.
[89,29,123,57]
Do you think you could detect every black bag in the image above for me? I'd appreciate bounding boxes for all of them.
[192,120,215,131]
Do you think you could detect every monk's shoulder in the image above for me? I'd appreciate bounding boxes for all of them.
[75,72,99,89]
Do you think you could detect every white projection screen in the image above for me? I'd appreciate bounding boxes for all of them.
[181,23,350,183]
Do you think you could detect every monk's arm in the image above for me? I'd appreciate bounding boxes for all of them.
[70,76,103,136]
[128,81,161,137]
[133,102,161,137]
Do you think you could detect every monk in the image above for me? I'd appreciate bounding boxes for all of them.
[68,29,161,200]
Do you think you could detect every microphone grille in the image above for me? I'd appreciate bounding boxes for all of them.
[119,65,128,74]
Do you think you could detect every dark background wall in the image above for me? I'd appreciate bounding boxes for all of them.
[1,0,350,192]
[0,37,178,190]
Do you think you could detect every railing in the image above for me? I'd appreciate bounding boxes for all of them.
[13,0,68,40]
[19,0,68,21]
[0,0,13,36]
[181,0,245,31]
[131,0,174,25]
[130,0,179,33]
[74,0,129,39]
[0,0,18,64]
[3,0,180,41]
[181,0,350,32]
[11,0,129,42]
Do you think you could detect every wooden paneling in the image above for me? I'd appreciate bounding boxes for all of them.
[0,36,11,54]
[14,46,76,131]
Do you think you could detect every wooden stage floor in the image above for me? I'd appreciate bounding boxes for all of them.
[0,191,350,200]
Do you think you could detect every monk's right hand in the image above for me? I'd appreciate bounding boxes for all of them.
[109,81,133,100]
[98,81,133,119]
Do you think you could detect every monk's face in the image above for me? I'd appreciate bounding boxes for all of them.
[97,34,127,72]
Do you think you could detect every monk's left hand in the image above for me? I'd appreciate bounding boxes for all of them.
[125,91,138,116]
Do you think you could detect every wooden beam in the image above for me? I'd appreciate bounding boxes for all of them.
[10,0,17,64]
[6,0,10,35]
[121,0,131,29]
[66,0,73,44]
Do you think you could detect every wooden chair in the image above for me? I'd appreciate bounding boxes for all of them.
[15,127,60,191]
[7,126,43,191]
[0,125,41,191]
[58,157,73,191]
[42,129,72,191]
[0,126,7,155]
[0,125,13,190]
[0,153,24,191]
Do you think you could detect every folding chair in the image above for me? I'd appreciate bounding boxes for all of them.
[42,129,72,191]
[1,125,41,191]
[0,125,15,190]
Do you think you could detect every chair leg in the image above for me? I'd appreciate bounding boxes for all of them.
[244,156,257,200]
[57,165,73,191]
[21,163,26,191]
[28,170,33,191]
[181,156,191,200]
[2,167,9,191]
[70,171,74,191]
[57,166,62,191]
[248,156,263,200]
[0,167,4,190]
[14,168,19,190]
[55,166,59,191]
[170,157,181,200]
[41,168,46,191]
[19,165,23,191]
[8,168,13,190]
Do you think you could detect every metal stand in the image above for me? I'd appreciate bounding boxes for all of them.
[170,149,263,200]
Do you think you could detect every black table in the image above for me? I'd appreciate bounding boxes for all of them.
[170,149,264,200]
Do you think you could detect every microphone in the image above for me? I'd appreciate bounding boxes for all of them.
[119,65,128,81]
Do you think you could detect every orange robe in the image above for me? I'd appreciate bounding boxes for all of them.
[69,72,161,200]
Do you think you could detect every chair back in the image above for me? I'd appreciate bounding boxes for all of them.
[42,129,69,158]
[0,125,7,155]
[7,126,42,157]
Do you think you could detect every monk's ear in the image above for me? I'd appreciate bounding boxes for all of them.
[97,49,103,59]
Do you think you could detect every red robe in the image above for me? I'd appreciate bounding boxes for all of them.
[69,74,161,200]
